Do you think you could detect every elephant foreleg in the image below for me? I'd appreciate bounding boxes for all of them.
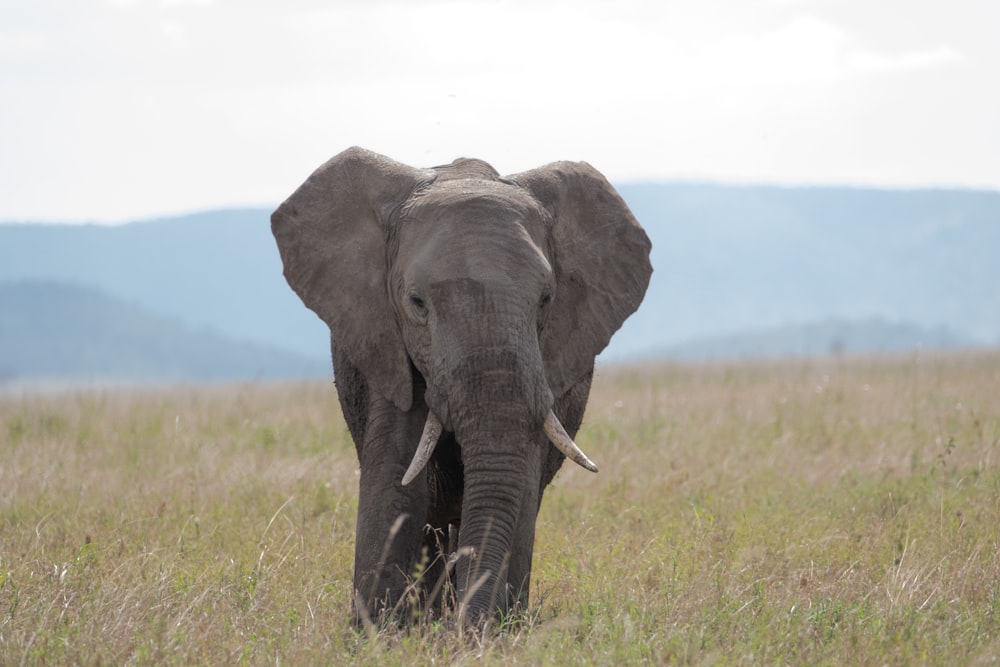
[352,397,429,625]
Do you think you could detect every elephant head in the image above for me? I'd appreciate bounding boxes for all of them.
[272,147,651,625]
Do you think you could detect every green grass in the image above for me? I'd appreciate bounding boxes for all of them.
[2,351,999,664]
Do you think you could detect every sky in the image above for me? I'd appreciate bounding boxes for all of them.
[1,0,997,223]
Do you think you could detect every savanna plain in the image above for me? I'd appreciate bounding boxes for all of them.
[2,351,999,665]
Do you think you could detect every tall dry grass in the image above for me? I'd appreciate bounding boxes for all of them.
[1,351,998,664]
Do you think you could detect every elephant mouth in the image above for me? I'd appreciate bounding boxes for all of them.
[400,409,597,486]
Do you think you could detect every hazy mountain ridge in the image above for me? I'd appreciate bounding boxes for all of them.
[0,208,324,359]
[0,281,327,384]
[654,317,965,361]
[1,184,997,382]
[0,282,965,384]
[613,184,1000,357]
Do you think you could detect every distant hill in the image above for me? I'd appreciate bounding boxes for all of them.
[612,184,1000,359]
[0,208,328,362]
[654,318,965,361]
[0,282,327,385]
[0,184,997,376]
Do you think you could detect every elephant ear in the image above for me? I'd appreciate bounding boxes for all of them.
[512,161,652,397]
[271,146,434,411]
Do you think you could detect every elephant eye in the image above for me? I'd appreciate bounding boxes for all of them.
[408,292,428,319]
[538,291,553,333]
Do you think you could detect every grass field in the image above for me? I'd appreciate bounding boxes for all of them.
[2,351,999,665]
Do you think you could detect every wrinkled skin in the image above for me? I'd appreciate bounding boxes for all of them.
[272,147,652,626]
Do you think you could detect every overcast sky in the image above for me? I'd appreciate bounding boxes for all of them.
[2,0,997,222]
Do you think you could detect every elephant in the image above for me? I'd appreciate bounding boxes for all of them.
[271,146,652,627]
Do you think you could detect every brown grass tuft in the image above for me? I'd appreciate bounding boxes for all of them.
[2,351,999,664]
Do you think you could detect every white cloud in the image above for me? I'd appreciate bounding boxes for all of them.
[107,0,214,6]
[159,20,188,49]
[0,29,48,57]
[0,0,995,221]
[671,15,966,88]
[849,45,965,74]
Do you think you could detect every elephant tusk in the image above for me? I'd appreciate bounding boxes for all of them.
[544,410,599,473]
[401,410,443,486]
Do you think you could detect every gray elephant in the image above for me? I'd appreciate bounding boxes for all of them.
[271,147,652,627]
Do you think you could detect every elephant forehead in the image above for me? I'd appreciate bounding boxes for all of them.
[399,183,552,276]
[411,220,552,286]
[404,179,548,230]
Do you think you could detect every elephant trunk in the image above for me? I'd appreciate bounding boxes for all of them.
[445,351,544,624]
[404,323,598,486]
[420,328,561,622]
[401,408,595,486]
[453,445,529,623]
